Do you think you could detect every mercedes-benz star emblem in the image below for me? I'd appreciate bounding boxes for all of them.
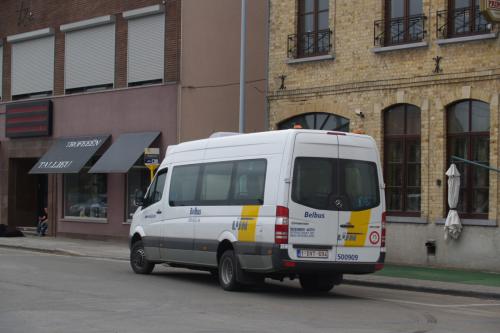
[335,199,343,208]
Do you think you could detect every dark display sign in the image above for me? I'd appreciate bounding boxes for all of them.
[6,100,53,138]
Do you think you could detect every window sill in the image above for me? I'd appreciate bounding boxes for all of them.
[286,54,335,64]
[436,32,498,45]
[386,216,428,224]
[372,41,428,53]
[434,218,497,227]
[61,217,108,224]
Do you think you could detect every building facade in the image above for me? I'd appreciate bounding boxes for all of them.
[268,0,500,271]
[0,0,267,239]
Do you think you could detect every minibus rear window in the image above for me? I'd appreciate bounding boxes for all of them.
[292,157,380,211]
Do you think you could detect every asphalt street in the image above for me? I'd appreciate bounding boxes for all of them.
[1,248,499,333]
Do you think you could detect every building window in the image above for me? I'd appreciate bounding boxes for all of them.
[438,0,490,38]
[294,0,330,58]
[447,100,489,218]
[126,165,150,221]
[8,33,54,99]
[375,0,425,47]
[126,13,165,86]
[64,169,107,220]
[384,104,421,215]
[62,18,115,93]
[278,112,349,131]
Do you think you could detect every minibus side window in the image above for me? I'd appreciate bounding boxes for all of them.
[200,162,233,204]
[143,169,168,207]
[232,159,266,205]
[169,165,201,206]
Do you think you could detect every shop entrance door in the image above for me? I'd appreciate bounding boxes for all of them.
[8,158,47,228]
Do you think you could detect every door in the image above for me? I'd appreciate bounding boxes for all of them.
[161,164,198,263]
[288,132,340,262]
[136,169,168,261]
[336,135,384,263]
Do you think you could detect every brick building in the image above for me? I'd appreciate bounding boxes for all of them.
[0,0,267,239]
[267,0,499,271]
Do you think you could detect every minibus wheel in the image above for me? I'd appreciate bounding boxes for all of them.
[130,240,155,274]
[299,274,335,293]
[219,250,243,291]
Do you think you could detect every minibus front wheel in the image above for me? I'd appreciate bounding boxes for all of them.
[130,240,155,274]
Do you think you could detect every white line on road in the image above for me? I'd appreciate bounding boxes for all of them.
[379,298,500,308]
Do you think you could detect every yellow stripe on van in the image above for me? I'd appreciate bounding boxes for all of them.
[238,205,260,242]
[344,209,371,247]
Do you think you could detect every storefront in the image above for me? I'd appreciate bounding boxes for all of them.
[0,84,178,239]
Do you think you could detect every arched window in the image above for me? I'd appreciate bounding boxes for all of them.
[384,104,421,215]
[447,100,489,218]
[278,112,349,131]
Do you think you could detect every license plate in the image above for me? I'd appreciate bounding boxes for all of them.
[296,249,329,258]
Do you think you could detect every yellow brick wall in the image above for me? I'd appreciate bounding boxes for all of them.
[268,0,500,222]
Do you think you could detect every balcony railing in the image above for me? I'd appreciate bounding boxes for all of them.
[436,7,491,39]
[374,14,427,47]
[288,29,332,59]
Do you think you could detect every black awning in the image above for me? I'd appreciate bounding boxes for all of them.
[29,135,110,174]
[88,131,160,173]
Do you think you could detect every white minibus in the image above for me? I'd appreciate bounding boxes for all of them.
[129,129,386,292]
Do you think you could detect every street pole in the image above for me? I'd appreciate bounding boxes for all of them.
[239,0,247,133]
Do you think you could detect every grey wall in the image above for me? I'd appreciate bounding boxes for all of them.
[386,222,500,272]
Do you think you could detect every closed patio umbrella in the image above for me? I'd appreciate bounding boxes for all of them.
[444,163,462,240]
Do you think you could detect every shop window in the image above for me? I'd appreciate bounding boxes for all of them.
[290,0,331,58]
[447,100,489,218]
[377,0,425,47]
[384,104,421,215]
[126,165,150,221]
[278,112,349,131]
[64,168,107,219]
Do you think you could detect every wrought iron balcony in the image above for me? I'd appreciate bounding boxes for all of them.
[436,7,492,39]
[288,29,332,59]
[374,14,427,47]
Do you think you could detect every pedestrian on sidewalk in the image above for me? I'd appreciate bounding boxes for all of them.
[37,207,48,236]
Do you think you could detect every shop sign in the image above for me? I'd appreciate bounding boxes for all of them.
[481,0,500,22]
[144,147,160,181]
[6,100,52,138]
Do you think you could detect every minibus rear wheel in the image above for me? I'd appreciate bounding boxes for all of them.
[219,250,243,291]
[130,240,155,274]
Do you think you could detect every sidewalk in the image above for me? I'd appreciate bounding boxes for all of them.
[1,235,499,299]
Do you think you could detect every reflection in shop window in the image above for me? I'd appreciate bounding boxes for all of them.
[64,169,107,219]
[127,165,150,221]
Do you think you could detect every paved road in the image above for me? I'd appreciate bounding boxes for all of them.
[1,248,499,333]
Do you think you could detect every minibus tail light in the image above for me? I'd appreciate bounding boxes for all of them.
[275,206,289,244]
[381,212,386,249]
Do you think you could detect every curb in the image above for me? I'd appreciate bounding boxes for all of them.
[0,244,128,261]
[343,279,500,300]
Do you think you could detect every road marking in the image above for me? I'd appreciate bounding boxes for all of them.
[379,298,500,308]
